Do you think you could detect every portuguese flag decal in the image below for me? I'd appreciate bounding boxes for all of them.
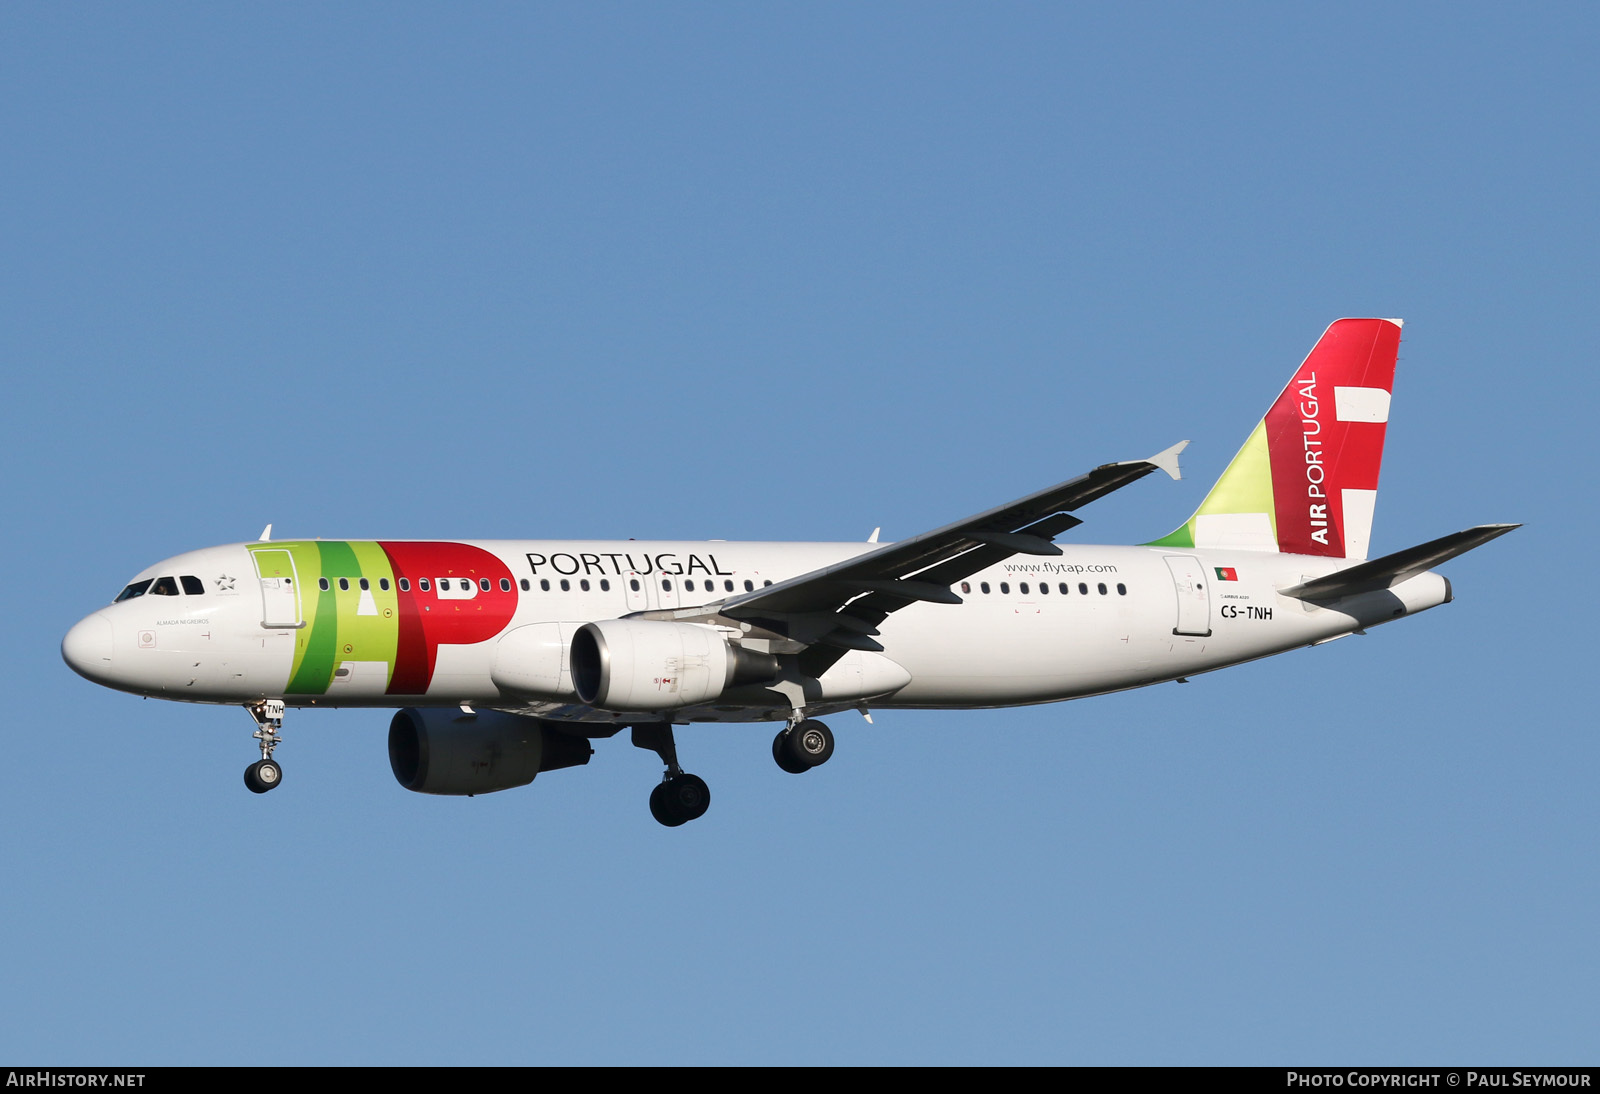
[1214,567,1238,581]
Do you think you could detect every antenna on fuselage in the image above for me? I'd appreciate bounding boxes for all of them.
[258,524,272,542]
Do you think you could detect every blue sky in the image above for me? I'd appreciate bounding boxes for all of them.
[2,4,1594,1064]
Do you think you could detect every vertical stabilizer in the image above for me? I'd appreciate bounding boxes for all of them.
[1148,318,1402,559]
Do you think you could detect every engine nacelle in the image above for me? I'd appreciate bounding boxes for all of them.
[570,619,779,711]
[388,708,593,796]
[490,621,585,700]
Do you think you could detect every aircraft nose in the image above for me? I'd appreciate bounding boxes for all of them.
[62,612,114,682]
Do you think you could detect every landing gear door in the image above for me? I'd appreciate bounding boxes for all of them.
[252,548,304,629]
[1163,555,1212,637]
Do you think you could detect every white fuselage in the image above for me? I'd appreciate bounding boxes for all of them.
[62,538,1451,725]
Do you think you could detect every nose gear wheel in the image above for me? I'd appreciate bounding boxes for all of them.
[243,700,286,793]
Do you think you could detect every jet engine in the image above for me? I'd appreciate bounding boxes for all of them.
[388,708,593,796]
[570,619,779,711]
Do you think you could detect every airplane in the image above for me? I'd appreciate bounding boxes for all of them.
[61,319,1517,826]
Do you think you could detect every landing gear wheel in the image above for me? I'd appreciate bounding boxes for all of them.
[776,719,834,772]
[648,782,678,826]
[244,759,282,794]
[244,700,286,794]
[773,730,811,774]
[649,773,710,827]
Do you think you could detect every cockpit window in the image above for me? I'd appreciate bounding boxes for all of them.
[115,579,153,602]
[180,575,205,595]
[150,576,180,596]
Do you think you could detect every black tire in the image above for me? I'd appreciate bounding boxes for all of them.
[785,719,835,769]
[648,781,684,826]
[244,759,282,794]
[666,773,710,822]
[773,730,811,774]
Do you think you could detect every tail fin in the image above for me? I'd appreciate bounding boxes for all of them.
[1148,318,1402,560]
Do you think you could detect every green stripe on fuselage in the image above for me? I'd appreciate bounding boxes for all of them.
[340,541,399,682]
[249,540,402,696]
[287,542,346,694]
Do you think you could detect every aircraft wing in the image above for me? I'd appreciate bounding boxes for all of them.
[720,441,1187,672]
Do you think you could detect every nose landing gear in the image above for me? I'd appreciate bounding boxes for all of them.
[244,700,285,794]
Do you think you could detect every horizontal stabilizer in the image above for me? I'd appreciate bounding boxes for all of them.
[1280,523,1520,601]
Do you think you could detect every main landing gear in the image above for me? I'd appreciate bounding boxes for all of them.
[633,724,710,827]
[773,718,834,774]
[244,700,285,794]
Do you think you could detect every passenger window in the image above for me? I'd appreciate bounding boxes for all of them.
[439,579,451,591]
[560,579,571,592]
[1000,582,1010,594]
[580,579,590,592]
[379,578,390,591]
[744,580,754,592]
[961,581,971,593]
[1097,583,1107,595]
[499,579,511,592]
[1039,582,1049,595]
[359,578,370,591]
[520,579,530,591]
[1117,583,1127,595]
[338,578,350,591]
[1078,583,1088,595]
[763,580,772,587]
[662,579,673,591]
[539,579,550,592]
[319,578,330,591]
[115,579,153,602]
[480,579,491,592]
[180,575,205,595]
[420,578,430,592]
[398,578,410,592]
[685,580,695,592]
[600,579,611,592]
[980,582,991,594]
[151,576,180,596]
[629,579,640,592]
[1059,583,1069,595]
[724,580,734,592]
[1020,582,1029,595]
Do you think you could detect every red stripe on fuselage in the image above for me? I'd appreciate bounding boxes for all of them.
[379,542,519,695]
